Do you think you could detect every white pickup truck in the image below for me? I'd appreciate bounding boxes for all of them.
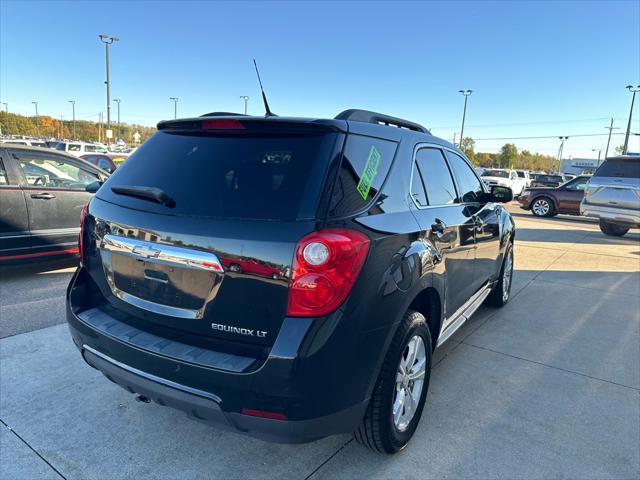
[480,168,527,197]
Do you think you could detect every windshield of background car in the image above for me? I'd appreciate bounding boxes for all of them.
[517,171,526,177]
[97,129,339,220]
[482,169,509,178]
[594,157,640,178]
[538,175,562,182]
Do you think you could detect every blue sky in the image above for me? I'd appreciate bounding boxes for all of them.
[1,0,639,157]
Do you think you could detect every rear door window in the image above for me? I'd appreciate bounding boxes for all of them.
[99,129,339,220]
[414,148,457,206]
[328,134,397,217]
[594,158,640,178]
[445,151,485,203]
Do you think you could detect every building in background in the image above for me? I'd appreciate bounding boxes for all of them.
[560,158,601,175]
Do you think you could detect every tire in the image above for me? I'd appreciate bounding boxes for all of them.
[599,220,629,237]
[354,310,432,454]
[229,263,242,273]
[485,241,514,307]
[531,197,554,217]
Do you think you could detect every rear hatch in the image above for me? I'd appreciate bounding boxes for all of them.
[83,117,345,347]
[584,157,640,210]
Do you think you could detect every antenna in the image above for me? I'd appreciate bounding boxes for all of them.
[253,58,275,117]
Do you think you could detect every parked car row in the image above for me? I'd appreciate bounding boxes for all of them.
[517,155,639,237]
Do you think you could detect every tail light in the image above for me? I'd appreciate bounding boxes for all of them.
[78,204,88,265]
[286,229,369,317]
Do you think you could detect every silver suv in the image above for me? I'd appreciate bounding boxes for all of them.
[580,155,640,237]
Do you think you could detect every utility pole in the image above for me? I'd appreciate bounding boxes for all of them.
[591,149,602,168]
[68,100,76,139]
[458,89,472,147]
[623,85,640,154]
[113,99,121,140]
[170,97,178,119]
[240,95,249,115]
[99,34,119,143]
[98,112,103,143]
[556,136,569,173]
[604,118,619,160]
[32,101,39,137]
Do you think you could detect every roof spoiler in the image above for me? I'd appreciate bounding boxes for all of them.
[335,109,430,134]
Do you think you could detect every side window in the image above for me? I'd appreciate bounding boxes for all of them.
[84,145,96,153]
[445,151,485,203]
[0,159,9,185]
[415,148,457,206]
[68,144,82,152]
[55,143,65,151]
[328,134,397,217]
[565,177,588,191]
[13,152,99,189]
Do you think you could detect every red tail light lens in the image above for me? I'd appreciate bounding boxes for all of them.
[286,229,370,317]
[78,204,88,265]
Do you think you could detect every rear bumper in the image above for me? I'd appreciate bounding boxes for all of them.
[580,203,640,227]
[66,268,375,443]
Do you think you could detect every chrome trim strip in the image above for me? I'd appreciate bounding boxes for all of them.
[437,283,492,348]
[100,234,223,319]
[82,345,222,404]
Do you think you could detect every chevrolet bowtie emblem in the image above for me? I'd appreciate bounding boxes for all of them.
[132,245,161,258]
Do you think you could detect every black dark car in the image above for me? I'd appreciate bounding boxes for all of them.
[66,110,515,453]
[0,145,108,263]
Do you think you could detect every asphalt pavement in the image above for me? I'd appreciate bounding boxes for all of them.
[1,204,639,479]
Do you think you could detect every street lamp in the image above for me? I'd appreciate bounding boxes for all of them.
[591,148,602,168]
[99,33,119,142]
[68,100,76,139]
[240,95,249,115]
[113,98,121,140]
[458,89,473,147]
[623,84,640,154]
[557,136,569,173]
[32,101,39,137]
[170,97,178,119]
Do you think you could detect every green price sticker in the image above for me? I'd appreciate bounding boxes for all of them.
[356,146,382,200]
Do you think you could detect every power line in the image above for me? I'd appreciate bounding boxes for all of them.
[473,132,627,141]
[431,117,626,130]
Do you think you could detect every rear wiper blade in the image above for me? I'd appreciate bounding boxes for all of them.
[110,185,176,208]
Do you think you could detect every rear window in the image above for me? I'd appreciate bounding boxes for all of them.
[594,157,640,178]
[482,169,509,178]
[537,175,563,182]
[327,134,397,217]
[98,130,339,220]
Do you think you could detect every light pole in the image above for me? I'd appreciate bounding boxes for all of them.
[32,101,39,137]
[2,103,7,113]
[458,89,472,148]
[240,95,249,115]
[68,100,76,139]
[113,98,121,140]
[623,85,640,154]
[170,97,178,119]
[591,148,602,168]
[557,136,569,173]
[604,117,619,160]
[99,34,119,142]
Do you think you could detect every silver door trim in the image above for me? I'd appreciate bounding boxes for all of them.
[437,283,492,348]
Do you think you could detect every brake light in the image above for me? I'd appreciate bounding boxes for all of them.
[201,119,245,130]
[78,204,88,265]
[286,229,369,317]
[240,408,287,421]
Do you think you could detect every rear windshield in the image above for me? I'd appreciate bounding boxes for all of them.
[594,157,640,178]
[537,175,563,182]
[482,169,509,178]
[98,130,338,220]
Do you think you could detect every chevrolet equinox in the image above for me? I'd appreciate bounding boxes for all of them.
[67,109,515,453]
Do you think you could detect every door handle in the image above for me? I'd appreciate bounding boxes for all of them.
[30,192,56,200]
[431,219,446,234]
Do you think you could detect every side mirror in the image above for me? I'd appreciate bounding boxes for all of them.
[85,180,103,193]
[490,185,513,203]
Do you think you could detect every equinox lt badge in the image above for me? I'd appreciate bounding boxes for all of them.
[211,323,267,338]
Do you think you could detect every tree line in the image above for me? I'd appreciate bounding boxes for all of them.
[0,111,156,144]
[460,137,560,172]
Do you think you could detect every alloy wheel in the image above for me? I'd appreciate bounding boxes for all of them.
[532,199,550,216]
[393,335,426,432]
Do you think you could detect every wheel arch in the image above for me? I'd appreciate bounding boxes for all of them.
[407,287,442,351]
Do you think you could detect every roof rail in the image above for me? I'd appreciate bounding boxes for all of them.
[200,112,247,117]
[335,109,430,134]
